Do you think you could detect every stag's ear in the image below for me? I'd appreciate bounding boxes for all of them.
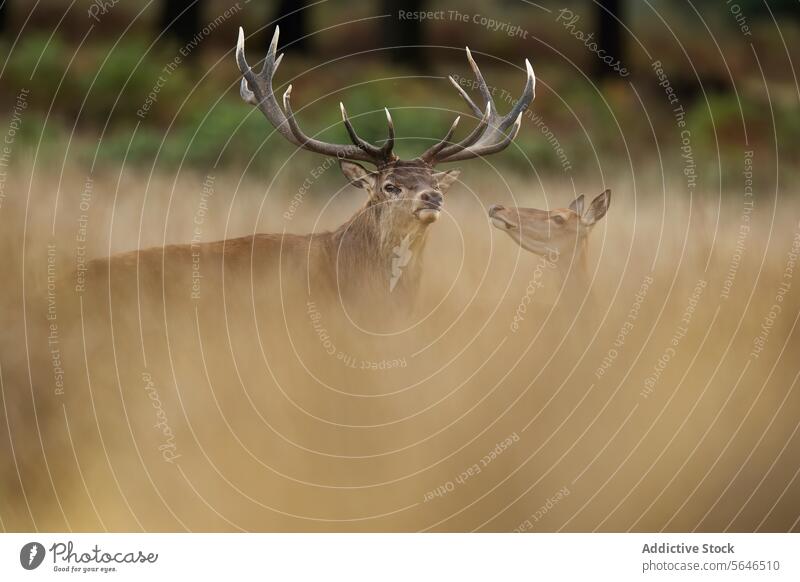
[569,194,585,215]
[339,160,376,190]
[583,189,611,226]
[433,169,460,193]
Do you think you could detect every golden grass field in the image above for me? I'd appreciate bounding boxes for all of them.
[1,157,799,532]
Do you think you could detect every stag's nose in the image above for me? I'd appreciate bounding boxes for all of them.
[420,191,443,209]
[488,204,505,217]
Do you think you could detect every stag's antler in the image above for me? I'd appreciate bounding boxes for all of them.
[421,48,535,164]
[237,26,397,166]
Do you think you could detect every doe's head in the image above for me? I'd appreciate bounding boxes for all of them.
[488,189,611,258]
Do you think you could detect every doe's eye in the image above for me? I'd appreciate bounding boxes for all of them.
[551,214,566,225]
[383,184,400,195]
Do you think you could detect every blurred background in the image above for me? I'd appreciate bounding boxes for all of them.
[1,1,799,533]
[0,0,797,177]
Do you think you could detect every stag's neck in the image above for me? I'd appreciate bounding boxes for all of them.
[330,201,430,296]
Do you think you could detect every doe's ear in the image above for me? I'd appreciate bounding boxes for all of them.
[339,160,375,190]
[583,189,611,226]
[569,194,585,216]
[433,169,460,193]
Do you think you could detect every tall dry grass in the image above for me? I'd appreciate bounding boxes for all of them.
[1,158,798,532]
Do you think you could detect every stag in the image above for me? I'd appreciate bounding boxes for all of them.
[232,26,535,304]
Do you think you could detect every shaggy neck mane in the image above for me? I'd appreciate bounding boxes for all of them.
[328,197,429,294]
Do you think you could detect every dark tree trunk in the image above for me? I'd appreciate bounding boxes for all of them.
[381,0,425,70]
[0,1,8,37]
[271,0,310,53]
[159,0,203,55]
[594,0,624,80]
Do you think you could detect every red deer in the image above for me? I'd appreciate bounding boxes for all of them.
[488,190,611,279]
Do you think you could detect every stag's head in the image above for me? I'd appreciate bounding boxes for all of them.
[489,190,611,260]
[236,27,535,233]
[338,159,461,231]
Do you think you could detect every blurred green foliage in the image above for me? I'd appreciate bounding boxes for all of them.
[5,33,69,97]
[80,39,190,121]
[2,29,797,183]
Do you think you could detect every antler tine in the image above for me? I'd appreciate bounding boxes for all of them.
[340,103,384,157]
[238,27,531,166]
[380,108,396,157]
[239,78,258,105]
[237,30,257,105]
[420,116,460,163]
[466,47,494,108]
[448,76,483,117]
[502,59,535,132]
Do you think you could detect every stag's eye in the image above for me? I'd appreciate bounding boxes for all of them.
[383,183,400,195]
[551,214,566,225]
